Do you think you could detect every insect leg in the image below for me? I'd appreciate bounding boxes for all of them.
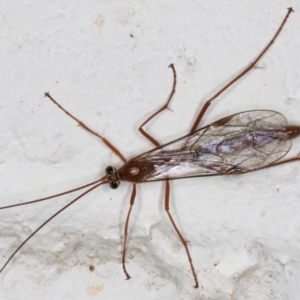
[121,184,137,280]
[44,92,126,163]
[190,8,294,133]
[164,180,199,288]
[261,154,300,170]
[139,64,177,147]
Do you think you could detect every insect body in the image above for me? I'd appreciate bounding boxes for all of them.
[0,8,296,289]
[118,110,299,182]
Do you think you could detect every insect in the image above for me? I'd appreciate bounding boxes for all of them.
[0,8,296,288]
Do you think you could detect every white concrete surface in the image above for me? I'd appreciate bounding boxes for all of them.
[0,1,299,299]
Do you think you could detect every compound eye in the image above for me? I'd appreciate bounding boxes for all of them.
[105,166,115,174]
[109,180,120,189]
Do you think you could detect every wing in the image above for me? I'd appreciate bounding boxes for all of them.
[132,110,292,181]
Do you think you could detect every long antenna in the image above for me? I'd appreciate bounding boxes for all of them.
[0,176,108,273]
[0,178,104,210]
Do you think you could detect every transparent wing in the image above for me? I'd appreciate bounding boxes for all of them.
[133,110,292,181]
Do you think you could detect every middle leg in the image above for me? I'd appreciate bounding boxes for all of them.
[139,64,177,147]
[164,180,199,288]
